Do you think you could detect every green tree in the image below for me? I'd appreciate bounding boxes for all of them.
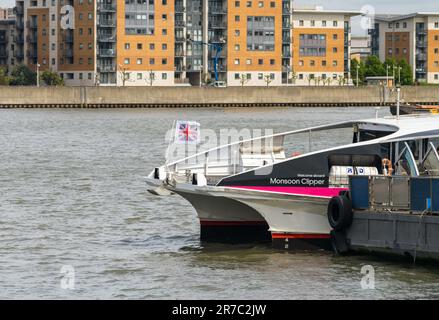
[398,59,413,85]
[350,59,366,86]
[0,67,10,85]
[41,70,64,86]
[364,55,386,78]
[9,64,37,86]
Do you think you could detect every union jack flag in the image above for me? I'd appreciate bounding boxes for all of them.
[174,121,200,144]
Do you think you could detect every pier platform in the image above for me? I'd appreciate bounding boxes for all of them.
[332,176,439,262]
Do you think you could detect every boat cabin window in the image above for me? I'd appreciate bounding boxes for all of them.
[419,142,439,176]
[394,142,420,176]
[352,123,397,144]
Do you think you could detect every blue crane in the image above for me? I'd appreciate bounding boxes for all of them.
[187,36,225,82]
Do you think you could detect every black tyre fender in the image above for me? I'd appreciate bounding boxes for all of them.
[327,195,353,231]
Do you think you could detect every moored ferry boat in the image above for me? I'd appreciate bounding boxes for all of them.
[146,114,439,249]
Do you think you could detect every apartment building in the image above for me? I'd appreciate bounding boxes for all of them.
[291,7,358,86]
[0,19,16,72]
[5,1,359,86]
[370,13,439,84]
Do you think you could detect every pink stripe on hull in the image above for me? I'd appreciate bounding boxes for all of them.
[227,186,348,198]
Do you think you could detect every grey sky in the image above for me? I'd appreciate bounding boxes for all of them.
[0,0,438,34]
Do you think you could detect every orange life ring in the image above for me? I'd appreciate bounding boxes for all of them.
[382,158,393,176]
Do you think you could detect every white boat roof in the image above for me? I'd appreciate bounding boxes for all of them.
[355,114,439,143]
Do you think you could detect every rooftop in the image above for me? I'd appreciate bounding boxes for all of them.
[375,12,439,22]
[292,5,361,16]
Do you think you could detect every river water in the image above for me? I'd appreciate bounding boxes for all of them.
[1,107,438,300]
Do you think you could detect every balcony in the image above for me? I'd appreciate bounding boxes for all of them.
[416,53,427,61]
[64,49,73,58]
[26,50,37,59]
[15,50,24,59]
[98,34,116,42]
[14,6,24,15]
[16,35,24,44]
[175,5,185,13]
[98,49,116,57]
[27,35,37,44]
[27,21,38,29]
[98,65,116,72]
[209,21,227,29]
[416,41,428,48]
[63,35,74,43]
[175,65,186,72]
[209,36,226,43]
[175,20,186,28]
[99,19,116,27]
[210,7,226,15]
[175,36,186,42]
[16,21,24,30]
[175,50,185,57]
[97,4,116,12]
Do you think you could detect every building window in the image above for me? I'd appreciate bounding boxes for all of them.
[247,16,275,51]
[234,59,240,65]
[299,34,327,57]
[124,58,130,65]
[235,15,240,22]
[137,58,142,65]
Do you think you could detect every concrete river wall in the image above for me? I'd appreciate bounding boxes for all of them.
[0,86,438,108]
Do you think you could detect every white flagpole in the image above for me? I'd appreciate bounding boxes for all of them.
[165,120,176,166]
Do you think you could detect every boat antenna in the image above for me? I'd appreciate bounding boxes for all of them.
[374,107,380,119]
[396,85,401,120]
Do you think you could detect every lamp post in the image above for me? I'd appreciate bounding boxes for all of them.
[386,65,390,87]
[36,63,41,87]
[397,66,402,85]
[356,64,360,87]
[393,65,396,86]
[199,65,203,87]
